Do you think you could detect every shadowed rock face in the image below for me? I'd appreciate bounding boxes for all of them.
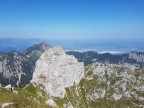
[128,51,144,63]
[31,46,84,98]
[0,42,50,87]
[21,42,50,56]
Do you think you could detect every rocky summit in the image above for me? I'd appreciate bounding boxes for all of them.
[31,46,84,98]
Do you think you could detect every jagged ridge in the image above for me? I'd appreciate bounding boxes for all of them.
[0,42,50,87]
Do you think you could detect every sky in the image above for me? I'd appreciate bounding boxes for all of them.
[0,0,144,40]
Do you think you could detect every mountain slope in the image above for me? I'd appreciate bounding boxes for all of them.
[0,51,32,86]
[0,86,51,108]
[52,63,144,107]
[30,46,144,108]
[0,42,50,87]
[20,42,51,63]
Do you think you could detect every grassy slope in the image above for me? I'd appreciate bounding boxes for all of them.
[0,85,50,108]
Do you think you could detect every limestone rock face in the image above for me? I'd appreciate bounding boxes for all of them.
[0,52,25,86]
[0,42,50,87]
[31,46,84,98]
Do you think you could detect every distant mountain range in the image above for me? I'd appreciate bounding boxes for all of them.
[1,38,144,53]
[0,38,43,53]
[67,51,144,68]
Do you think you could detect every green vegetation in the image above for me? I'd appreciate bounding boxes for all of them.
[0,87,50,108]
[86,70,93,76]
[22,83,37,97]
[79,79,88,108]
[19,83,49,104]
[53,97,66,107]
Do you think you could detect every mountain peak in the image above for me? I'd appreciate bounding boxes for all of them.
[31,46,84,98]
[21,42,51,56]
[37,41,49,48]
[38,41,48,46]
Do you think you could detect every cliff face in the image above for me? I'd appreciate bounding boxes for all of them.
[0,42,50,87]
[0,52,25,86]
[31,46,84,98]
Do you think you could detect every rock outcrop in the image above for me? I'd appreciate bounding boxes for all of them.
[31,46,84,98]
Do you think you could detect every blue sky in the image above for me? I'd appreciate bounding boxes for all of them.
[0,0,144,40]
